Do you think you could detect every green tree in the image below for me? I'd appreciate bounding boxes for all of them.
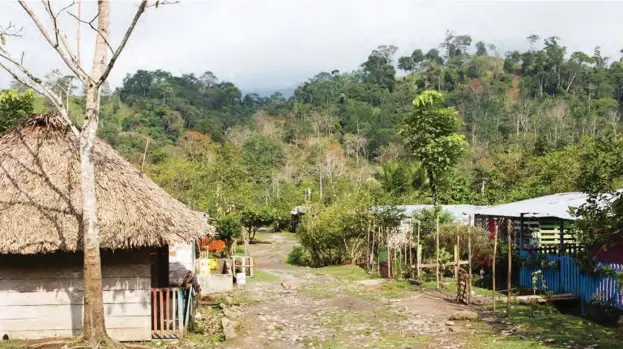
[216,213,243,255]
[0,90,35,132]
[361,45,398,92]
[243,135,284,181]
[574,136,623,252]
[475,41,488,56]
[400,90,468,206]
[240,206,277,243]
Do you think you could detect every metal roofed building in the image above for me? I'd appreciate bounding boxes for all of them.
[473,189,623,220]
[375,205,488,225]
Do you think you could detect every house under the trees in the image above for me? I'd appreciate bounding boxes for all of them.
[0,115,214,341]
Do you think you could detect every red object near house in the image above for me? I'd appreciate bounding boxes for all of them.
[593,240,623,264]
[488,218,495,240]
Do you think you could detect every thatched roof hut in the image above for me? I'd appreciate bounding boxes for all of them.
[0,114,213,254]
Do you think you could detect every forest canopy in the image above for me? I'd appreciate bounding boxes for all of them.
[2,32,623,222]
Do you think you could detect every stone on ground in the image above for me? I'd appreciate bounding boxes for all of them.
[449,310,478,321]
[222,317,238,341]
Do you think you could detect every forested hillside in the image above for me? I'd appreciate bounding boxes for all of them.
[3,32,623,220]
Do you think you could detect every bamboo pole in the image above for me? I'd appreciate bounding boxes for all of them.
[507,218,513,315]
[377,226,381,274]
[367,221,372,272]
[436,214,440,290]
[387,229,391,279]
[409,223,413,273]
[467,215,473,304]
[455,224,460,279]
[417,221,421,278]
[493,223,499,313]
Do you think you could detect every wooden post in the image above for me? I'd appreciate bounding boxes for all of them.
[467,216,473,304]
[367,222,372,272]
[394,247,398,279]
[409,223,413,274]
[507,218,512,315]
[455,224,460,279]
[436,214,440,290]
[493,222,499,313]
[387,231,392,279]
[377,226,381,275]
[417,221,421,278]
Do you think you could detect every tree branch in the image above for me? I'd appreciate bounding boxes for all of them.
[17,0,90,84]
[41,0,89,82]
[146,0,180,8]
[0,59,79,137]
[0,22,24,38]
[96,0,148,87]
[67,12,114,54]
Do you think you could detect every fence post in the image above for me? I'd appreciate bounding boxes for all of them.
[467,215,473,305]
[417,221,421,279]
[436,214,440,289]
[493,223,499,313]
[507,218,512,315]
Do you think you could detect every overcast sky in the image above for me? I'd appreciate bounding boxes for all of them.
[1,0,622,94]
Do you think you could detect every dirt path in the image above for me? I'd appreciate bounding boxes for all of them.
[219,233,482,349]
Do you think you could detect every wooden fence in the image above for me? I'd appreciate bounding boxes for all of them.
[151,287,188,339]
[519,250,623,310]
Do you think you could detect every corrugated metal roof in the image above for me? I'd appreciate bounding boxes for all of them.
[473,191,622,220]
[375,205,488,225]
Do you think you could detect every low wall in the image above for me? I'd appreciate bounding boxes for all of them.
[197,274,233,295]
[0,249,152,341]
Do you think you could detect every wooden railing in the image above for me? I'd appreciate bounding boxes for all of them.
[523,244,583,255]
[151,287,186,339]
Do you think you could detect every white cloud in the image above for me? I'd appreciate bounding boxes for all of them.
[1,0,622,92]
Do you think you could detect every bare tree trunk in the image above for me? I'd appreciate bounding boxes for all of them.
[81,2,112,345]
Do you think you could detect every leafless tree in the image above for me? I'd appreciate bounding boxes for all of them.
[0,1,173,347]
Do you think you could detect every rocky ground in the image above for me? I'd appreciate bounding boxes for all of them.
[198,233,485,349]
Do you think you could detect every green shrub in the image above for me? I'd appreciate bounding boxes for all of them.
[287,246,310,266]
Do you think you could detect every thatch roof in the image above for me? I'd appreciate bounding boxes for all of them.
[0,114,214,254]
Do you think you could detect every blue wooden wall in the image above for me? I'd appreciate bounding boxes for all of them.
[519,250,623,309]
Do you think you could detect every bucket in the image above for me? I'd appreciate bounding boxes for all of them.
[236,272,246,285]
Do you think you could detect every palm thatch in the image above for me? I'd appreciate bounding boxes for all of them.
[0,114,214,254]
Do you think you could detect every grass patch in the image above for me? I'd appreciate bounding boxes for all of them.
[210,290,261,306]
[0,340,25,349]
[179,332,225,347]
[299,283,338,299]
[249,269,279,282]
[378,280,415,298]
[466,304,623,349]
[464,323,554,349]
[369,335,429,349]
[313,265,376,282]
[503,304,623,349]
